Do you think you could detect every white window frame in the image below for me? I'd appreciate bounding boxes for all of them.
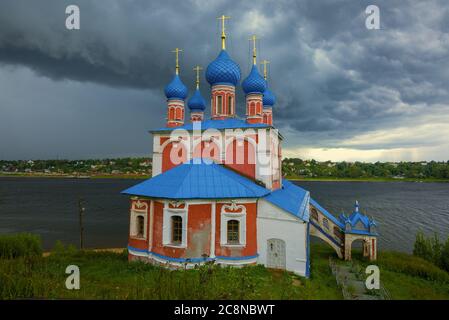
[163,207,188,248]
[130,210,147,240]
[220,204,246,247]
[228,95,233,115]
[216,95,223,115]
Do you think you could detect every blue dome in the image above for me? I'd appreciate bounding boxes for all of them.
[164,74,188,100]
[263,87,276,106]
[242,65,266,94]
[187,89,206,111]
[206,50,241,86]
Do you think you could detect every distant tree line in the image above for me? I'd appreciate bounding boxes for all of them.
[0,158,152,176]
[2,157,449,179]
[282,158,449,180]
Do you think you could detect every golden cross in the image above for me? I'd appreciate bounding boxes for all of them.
[171,48,183,74]
[217,15,231,50]
[193,65,203,89]
[261,60,270,80]
[249,35,258,65]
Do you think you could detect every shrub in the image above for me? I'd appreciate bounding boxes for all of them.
[441,238,449,272]
[413,231,448,270]
[51,240,78,257]
[430,234,443,267]
[0,233,42,259]
[413,231,432,261]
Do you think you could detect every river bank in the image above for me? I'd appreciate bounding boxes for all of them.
[2,173,449,182]
[1,243,449,300]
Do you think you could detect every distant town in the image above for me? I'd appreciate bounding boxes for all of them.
[1,158,449,181]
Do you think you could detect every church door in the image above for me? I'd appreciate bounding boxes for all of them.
[267,239,286,269]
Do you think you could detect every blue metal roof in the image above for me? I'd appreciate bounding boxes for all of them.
[263,87,276,107]
[151,118,269,132]
[187,88,206,111]
[264,179,310,221]
[121,159,270,199]
[310,198,345,229]
[206,50,241,86]
[164,74,188,100]
[242,64,267,95]
[339,201,377,232]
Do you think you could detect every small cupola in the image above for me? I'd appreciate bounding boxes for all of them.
[188,66,206,122]
[165,48,188,127]
[206,15,241,120]
[261,59,276,126]
[244,35,265,124]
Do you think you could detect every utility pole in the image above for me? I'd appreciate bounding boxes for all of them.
[78,197,85,250]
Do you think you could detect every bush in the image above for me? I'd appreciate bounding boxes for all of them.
[441,238,449,273]
[413,232,448,271]
[413,231,432,260]
[0,233,42,259]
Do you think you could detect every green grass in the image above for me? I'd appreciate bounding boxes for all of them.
[1,240,449,299]
[347,248,449,299]
[0,233,42,259]
[0,242,341,300]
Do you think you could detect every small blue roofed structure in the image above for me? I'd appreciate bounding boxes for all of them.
[339,200,378,236]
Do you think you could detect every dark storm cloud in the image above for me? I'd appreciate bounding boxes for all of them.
[1,0,449,159]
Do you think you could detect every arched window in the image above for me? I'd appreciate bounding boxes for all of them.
[311,208,319,221]
[217,95,223,114]
[175,107,182,120]
[333,226,344,241]
[227,220,240,244]
[249,102,255,115]
[228,96,233,115]
[136,215,144,238]
[323,218,329,230]
[171,216,183,244]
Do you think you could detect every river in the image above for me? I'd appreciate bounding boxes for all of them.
[0,177,448,252]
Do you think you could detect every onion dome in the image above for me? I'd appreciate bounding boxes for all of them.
[206,50,241,86]
[187,89,206,111]
[242,64,266,94]
[263,86,276,106]
[164,74,188,100]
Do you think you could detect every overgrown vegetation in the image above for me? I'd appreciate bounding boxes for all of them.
[0,233,42,259]
[0,240,341,300]
[1,235,449,300]
[413,231,449,273]
[344,246,449,300]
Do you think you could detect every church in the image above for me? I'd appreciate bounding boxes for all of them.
[122,16,378,277]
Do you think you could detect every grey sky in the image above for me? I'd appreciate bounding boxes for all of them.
[1,0,448,161]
